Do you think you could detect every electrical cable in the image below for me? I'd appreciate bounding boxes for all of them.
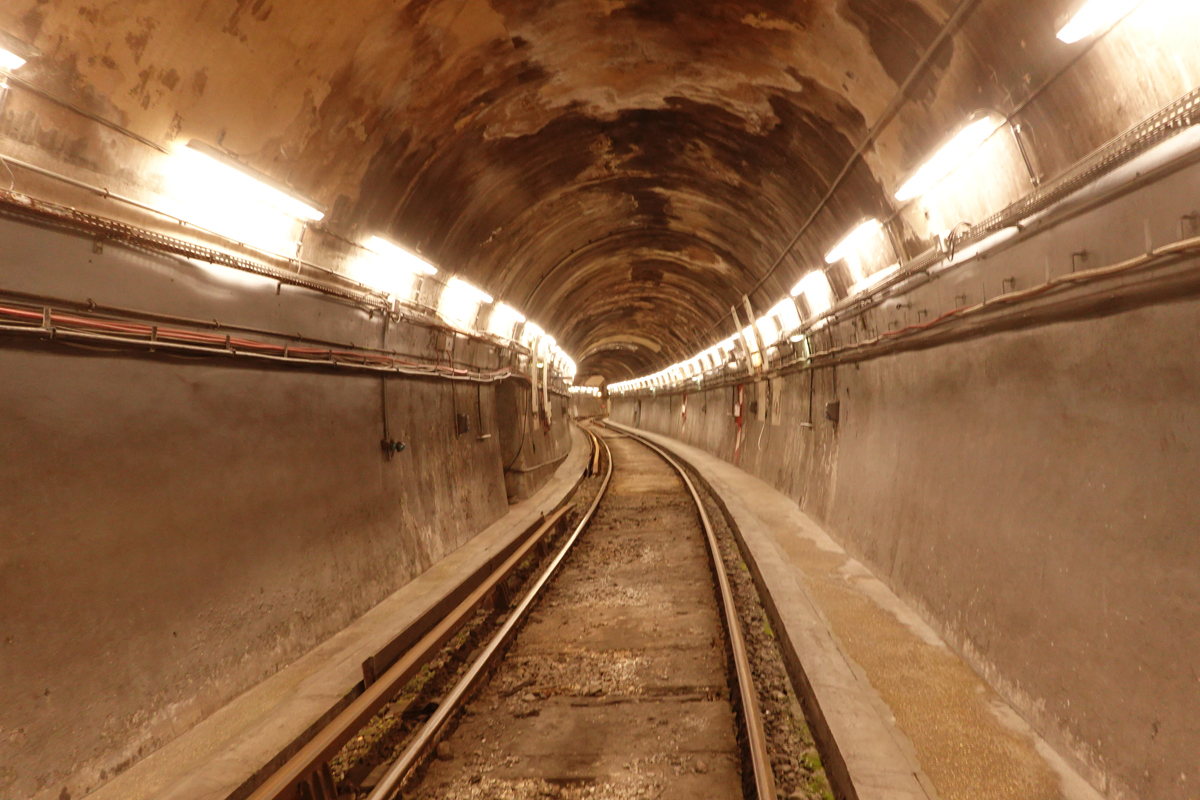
[504,391,532,471]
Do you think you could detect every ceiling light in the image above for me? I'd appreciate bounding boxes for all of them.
[1057,0,1141,43]
[825,219,882,264]
[791,270,834,316]
[496,302,526,323]
[768,298,802,331]
[755,315,781,347]
[0,33,36,72]
[439,277,493,328]
[0,48,26,71]
[184,140,324,221]
[488,302,525,338]
[894,115,1003,202]
[450,277,492,304]
[849,263,901,296]
[365,236,438,275]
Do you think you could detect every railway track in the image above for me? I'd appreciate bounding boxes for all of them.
[245,424,806,800]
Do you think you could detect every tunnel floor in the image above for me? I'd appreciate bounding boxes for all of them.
[409,433,744,799]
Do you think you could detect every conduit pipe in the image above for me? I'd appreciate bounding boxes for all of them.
[0,303,532,384]
[623,227,1200,399]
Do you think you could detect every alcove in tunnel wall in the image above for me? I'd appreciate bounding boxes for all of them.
[496,379,573,503]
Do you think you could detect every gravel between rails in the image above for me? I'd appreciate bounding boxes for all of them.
[326,444,610,799]
[324,428,832,800]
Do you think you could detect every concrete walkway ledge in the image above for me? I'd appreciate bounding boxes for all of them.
[606,421,1103,800]
[90,425,591,800]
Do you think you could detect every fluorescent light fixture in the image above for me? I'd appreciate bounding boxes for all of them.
[768,298,802,331]
[0,48,26,71]
[522,321,546,352]
[1057,0,1141,43]
[825,219,881,264]
[183,140,324,221]
[894,115,1004,202]
[0,33,36,72]
[755,315,781,347]
[791,270,834,316]
[497,302,525,323]
[351,256,417,299]
[439,277,493,328]
[488,302,526,338]
[364,236,438,275]
[849,263,901,296]
[448,277,492,304]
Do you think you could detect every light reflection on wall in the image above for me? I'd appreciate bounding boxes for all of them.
[438,277,491,329]
[159,147,307,256]
[349,252,418,300]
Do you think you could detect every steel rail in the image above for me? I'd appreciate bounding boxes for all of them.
[365,425,613,800]
[601,423,777,800]
[244,502,577,800]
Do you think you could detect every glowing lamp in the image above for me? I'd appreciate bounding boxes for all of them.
[768,298,802,331]
[894,115,1003,202]
[791,270,834,316]
[183,140,324,221]
[825,219,882,264]
[0,48,26,71]
[1057,0,1141,43]
[364,236,438,275]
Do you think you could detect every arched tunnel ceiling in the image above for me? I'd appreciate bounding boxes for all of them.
[2,0,1193,383]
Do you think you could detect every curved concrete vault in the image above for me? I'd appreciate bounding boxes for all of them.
[6,0,1194,384]
[3,2,1200,800]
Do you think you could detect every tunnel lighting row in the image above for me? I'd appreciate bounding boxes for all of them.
[0,32,583,383]
[0,0,1162,396]
[569,386,601,397]
[360,236,577,379]
[611,0,1162,397]
[180,141,579,380]
[170,145,580,379]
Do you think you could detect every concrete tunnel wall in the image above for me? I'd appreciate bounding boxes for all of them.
[609,165,1200,799]
[2,0,1200,797]
[0,215,571,796]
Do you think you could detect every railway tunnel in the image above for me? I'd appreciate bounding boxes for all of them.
[1,0,1198,798]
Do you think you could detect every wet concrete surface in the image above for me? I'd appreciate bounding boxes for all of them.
[409,433,743,799]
